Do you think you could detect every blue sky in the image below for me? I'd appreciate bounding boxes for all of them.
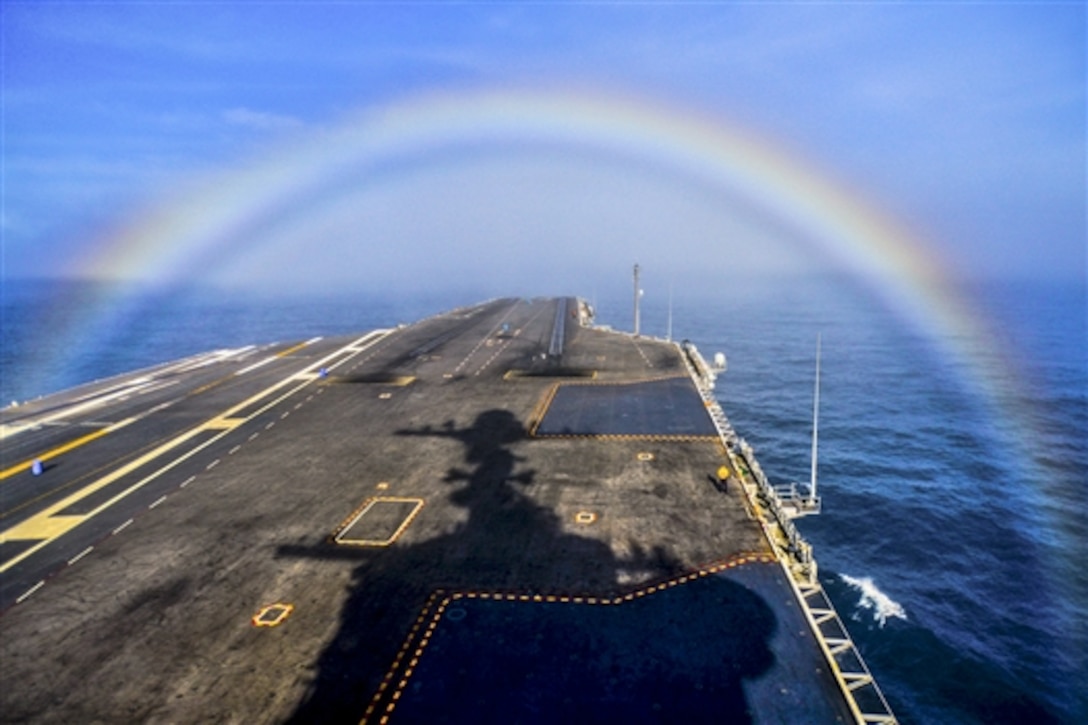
[2,2,1084,291]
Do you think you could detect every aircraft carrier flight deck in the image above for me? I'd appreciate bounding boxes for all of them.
[0,297,892,723]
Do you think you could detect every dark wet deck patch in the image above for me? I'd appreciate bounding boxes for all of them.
[390,573,776,722]
[373,562,856,724]
[534,377,717,437]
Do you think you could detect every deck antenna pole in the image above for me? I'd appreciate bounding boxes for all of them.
[809,333,821,505]
[633,263,641,337]
[666,279,673,342]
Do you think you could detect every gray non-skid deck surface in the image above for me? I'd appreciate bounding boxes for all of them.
[0,298,853,724]
[535,376,718,437]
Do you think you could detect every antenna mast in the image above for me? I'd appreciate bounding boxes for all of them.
[666,279,673,342]
[633,263,641,337]
[809,333,821,504]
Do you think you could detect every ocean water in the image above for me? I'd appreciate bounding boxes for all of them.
[2,275,1084,723]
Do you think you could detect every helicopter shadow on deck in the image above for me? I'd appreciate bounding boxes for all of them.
[283,409,778,723]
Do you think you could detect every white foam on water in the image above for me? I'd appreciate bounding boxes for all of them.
[841,574,907,627]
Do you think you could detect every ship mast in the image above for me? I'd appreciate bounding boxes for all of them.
[666,279,673,342]
[633,263,641,337]
[809,333,821,505]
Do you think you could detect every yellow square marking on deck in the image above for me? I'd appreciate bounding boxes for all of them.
[333,497,425,546]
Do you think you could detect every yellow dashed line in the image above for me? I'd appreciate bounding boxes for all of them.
[532,432,718,442]
[364,592,446,722]
[559,373,688,387]
[369,552,776,719]
[526,384,560,436]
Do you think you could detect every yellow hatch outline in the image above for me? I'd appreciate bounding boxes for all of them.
[331,497,425,547]
[527,374,716,440]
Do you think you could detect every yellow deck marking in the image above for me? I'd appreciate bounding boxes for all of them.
[0,330,393,574]
[0,417,138,482]
[333,497,425,546]
[252,603,294,627]
[1,429,109,481]
[0,427,206,555]
[503,370,598,380]
[275,341,310,357]
[6,515,85,540]
[204,417,245,430]
[371,553,777,720]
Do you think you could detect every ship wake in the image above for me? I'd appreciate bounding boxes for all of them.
[841,574,907,627]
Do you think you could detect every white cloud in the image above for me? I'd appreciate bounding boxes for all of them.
[223,107,304,132]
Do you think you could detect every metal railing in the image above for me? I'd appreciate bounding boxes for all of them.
[679,341,897,725]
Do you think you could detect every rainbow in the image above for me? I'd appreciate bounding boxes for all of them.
[31,87,1072,682]
[39,86,1065,599]
[75,87,999,387]
[77,88,1060,530]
